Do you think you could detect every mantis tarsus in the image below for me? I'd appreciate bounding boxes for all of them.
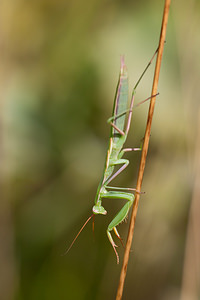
[66,50,158,263]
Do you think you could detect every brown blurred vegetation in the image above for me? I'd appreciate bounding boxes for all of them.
[0,0,200,299]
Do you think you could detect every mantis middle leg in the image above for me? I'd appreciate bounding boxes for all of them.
[105,146,140,186]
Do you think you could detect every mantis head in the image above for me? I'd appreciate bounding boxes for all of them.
[92,205,107,215]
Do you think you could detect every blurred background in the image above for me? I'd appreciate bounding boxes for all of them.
[0,0,200,299]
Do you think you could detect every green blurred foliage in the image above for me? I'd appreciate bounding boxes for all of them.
[0,0,200,299]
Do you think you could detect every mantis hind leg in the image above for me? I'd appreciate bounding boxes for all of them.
[101,191,134,263]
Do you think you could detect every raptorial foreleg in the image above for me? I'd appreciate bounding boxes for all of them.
[100,190,134,263]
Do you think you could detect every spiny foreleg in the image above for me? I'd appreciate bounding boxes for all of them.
[100,190,134,263]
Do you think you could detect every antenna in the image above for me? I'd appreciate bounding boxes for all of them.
[62,214,94,256]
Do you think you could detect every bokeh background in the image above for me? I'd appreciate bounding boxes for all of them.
[0,0,200,299]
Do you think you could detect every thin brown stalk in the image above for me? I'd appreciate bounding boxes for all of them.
[116,1,171,299]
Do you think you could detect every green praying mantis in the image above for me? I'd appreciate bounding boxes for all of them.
[66,50,158,263]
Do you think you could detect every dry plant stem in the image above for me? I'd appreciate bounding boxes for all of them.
[116,1,171,299]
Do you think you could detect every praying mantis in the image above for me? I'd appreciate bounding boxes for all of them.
[66,50,158,263]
